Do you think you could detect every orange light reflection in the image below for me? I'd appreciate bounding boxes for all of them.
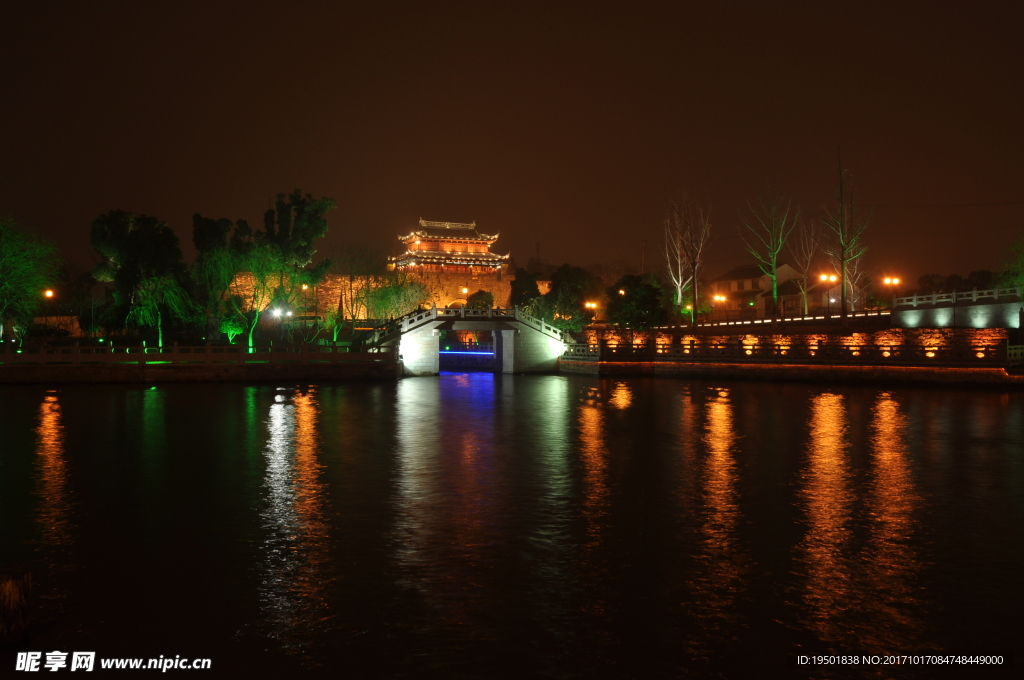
[796,392,852,645]
[36,393,72,548]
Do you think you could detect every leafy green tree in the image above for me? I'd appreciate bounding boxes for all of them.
[539,264,602,332]
[0,218,60,340]
[606,274,667,330]
[227,243,285,350]
[263,190,336,268]
[466,290,494,309]
[509,268,541,308]
[362,274,427,320]
[213,191,336,350]
[330,243,387,330]
[125,275,192,348]
[219,316,245,344]
[191,215,240,311]
[90,210,194,344]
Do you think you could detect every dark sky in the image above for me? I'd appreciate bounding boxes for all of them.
[3,1,1021,286]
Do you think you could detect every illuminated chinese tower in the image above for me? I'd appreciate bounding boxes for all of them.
[388,219,511,307]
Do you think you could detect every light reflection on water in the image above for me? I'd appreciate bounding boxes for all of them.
[689,388,746,656]
[5,377,1021,677]
[864,392,923,649]
[35,392,71,552]
[796,392,855,646]
[258,389,334,654]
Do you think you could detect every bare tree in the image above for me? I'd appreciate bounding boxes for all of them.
[739,194,798,322]
[664,196,712,325]
[819,159,869,324]
[789,218,820,315]
[830,251,871,310]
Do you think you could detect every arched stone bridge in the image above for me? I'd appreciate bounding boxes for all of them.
[371,307,567,376]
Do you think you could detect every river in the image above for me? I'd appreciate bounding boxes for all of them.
[1,374,1021,678]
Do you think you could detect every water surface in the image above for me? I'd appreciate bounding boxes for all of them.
[1,375,1021,678]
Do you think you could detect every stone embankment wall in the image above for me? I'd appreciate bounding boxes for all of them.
[562,327,1023,385]
[559,359,1024,386]
[892,300,1024,329]
[583,327,1012,353]
[0,361,399,385]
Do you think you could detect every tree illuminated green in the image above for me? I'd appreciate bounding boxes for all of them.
[125,275,192,348]
[215,190,336,350]
[740,194,798,321]
[0,218,60,340]
[361,274,427,320]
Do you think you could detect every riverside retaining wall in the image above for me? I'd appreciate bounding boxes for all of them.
[0,361,400,385]
[558,359,1024,386]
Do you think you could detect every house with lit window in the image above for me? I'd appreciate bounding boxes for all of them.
[709,264,800,319]
[775,277,855,317]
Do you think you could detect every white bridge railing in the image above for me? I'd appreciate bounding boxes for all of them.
[894,287,1023,308]
[374,307,566,344]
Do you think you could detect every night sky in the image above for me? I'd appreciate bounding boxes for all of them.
[3,1,1021,285]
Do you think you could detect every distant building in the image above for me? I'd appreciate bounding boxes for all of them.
[709,264,800,318]
[775,278,846,317]
[389,219,511,307]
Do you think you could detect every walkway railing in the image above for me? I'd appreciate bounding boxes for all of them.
[894,287,1023,308]
[0,343,395,366]
[563,341,1022,365]
[692,310,890,328]
[372,306,567,345]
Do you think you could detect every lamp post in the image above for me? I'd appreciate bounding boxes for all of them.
[713,294,726,322]
[819,274,838,319]
[883,277,901,309]
[42,289,55,336]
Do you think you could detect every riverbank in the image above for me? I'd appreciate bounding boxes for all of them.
[0,360,400,384]
[559,358,1024,386]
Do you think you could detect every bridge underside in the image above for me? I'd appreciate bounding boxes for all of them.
[395,319,564,376]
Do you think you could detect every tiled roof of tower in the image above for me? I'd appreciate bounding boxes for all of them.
[398,218,499,242]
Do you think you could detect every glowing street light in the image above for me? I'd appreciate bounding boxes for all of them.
[43,289,54,298]
[883,276,901,303]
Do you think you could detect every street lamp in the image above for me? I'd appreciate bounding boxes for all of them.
[819,274,838,317]
[712,294,727,321]
[883,277,901,308]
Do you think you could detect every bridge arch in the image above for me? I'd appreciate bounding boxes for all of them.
[373,307,566,376]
